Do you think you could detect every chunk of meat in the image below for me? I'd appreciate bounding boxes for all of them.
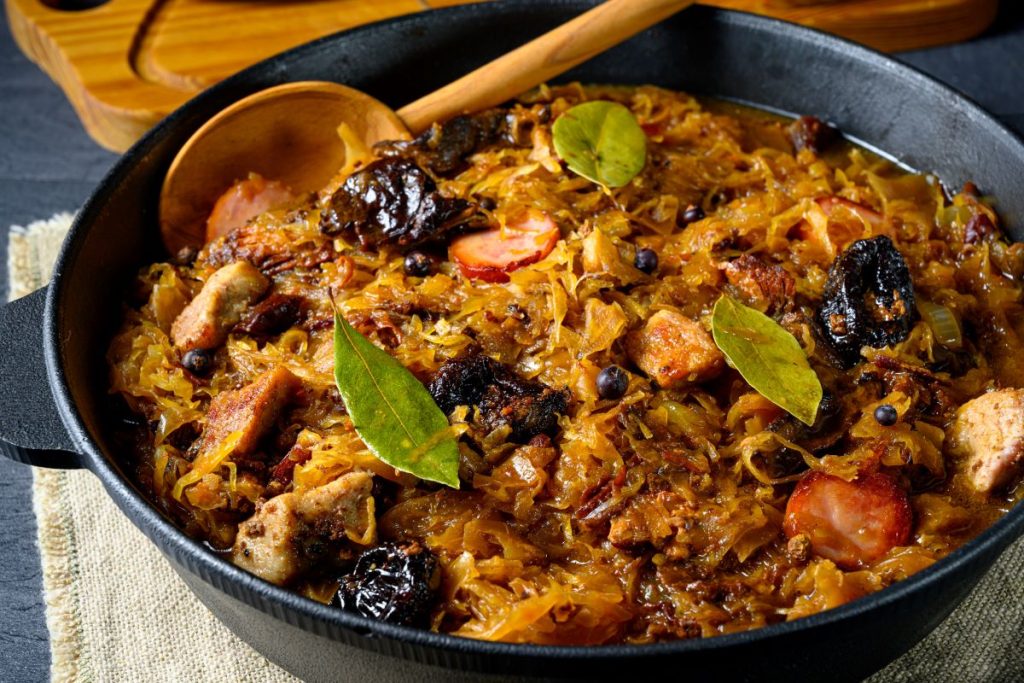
[232,471,375,585]
[170,261,269,352]
[626,310,725,388]
[206,221,337,276]
[196,366,302,457]
[206,174,298,244]
[784,471,912,570]
[948,388,1024,494]
[722,254,795,315]
[428,352,571,442]
[319,157,485,249]
[450,209,560,283]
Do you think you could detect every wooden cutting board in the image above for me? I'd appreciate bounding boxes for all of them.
[6,0,999,152]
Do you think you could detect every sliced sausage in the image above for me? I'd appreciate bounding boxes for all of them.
[231,471,374,585]
[206,174,297,244]
[626,309,724,388]
[784,471,912,570]
[948,388,1024,494]
[449,210,560,283]
[171,261,270,352]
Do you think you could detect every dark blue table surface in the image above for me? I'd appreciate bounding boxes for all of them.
[1,4,1023,681]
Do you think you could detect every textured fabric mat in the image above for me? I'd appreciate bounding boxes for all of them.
[10,213,1024,682]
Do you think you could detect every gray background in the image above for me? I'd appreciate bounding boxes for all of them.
[1,4,1023,680]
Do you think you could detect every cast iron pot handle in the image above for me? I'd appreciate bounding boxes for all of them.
[0,287,84,469]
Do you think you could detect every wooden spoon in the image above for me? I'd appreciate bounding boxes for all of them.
[159,0,694,254]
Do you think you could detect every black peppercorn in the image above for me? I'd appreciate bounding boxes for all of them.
[634,248,659,274]
[181,348,214,377]
[596,366,629,400]
[874,404,898,426]
[681,204,705,225]
[403,251,433,277]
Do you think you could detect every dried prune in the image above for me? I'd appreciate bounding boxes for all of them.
[769,389,844,453]
[235,294,304,337]
[319,158,485,249]
[817,236,916,367]
[333,541,440,627]
[428,352,571,442]
[376,109,511,176]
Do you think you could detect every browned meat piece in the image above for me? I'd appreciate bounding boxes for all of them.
[948,389,1024,494]
[206,221,337,276]
[319,158,486,250]
[376,108,513,176]
[428,352,571,442]
[722,254,795,315]
[171,261,269,351]
[626,310,725,388]
[234,293,305,338]
[197,366,302,457]
[788,115,839,154]
[231,471,375,585]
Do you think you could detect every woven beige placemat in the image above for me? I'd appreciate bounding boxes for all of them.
[10,214,1024,682]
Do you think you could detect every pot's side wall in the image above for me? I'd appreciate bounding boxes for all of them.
[169,540,996,682]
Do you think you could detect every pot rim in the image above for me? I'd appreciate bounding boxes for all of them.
[42,0,1024,662]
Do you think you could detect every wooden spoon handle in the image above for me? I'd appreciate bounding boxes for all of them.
[397,0,694,133]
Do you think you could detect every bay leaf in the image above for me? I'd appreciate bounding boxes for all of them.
[712,296,823,426]
[333,308,460,488]
[552,100,646,188]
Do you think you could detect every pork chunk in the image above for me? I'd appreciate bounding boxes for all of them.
[197,366,301,457]
[232,471,375,585]
[626,310,724,388]
[722,254,795,315]
[949,388,1024,494]
[171,261,269,351]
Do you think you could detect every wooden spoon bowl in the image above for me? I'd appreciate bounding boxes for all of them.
[160,82,407,255]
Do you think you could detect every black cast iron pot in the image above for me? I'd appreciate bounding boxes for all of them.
[2,3,1024,681]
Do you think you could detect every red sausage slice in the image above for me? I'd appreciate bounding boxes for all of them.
[450,210,560,283]
[206,174,297,244]
[784,471,912,570]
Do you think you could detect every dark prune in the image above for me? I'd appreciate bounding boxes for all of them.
[788,115,840,154]
[319,158,486,250]
[817,236,916,368]
[769,389,844,453]
[428,352,498,414]
[428,352,571,442]
[235,294,304,337]
[333,541,440,626]
[377,109,511,176]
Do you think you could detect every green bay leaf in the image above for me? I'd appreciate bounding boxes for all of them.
[333,309,460,488]
[711,296,823,426]
[552,100,646,188]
